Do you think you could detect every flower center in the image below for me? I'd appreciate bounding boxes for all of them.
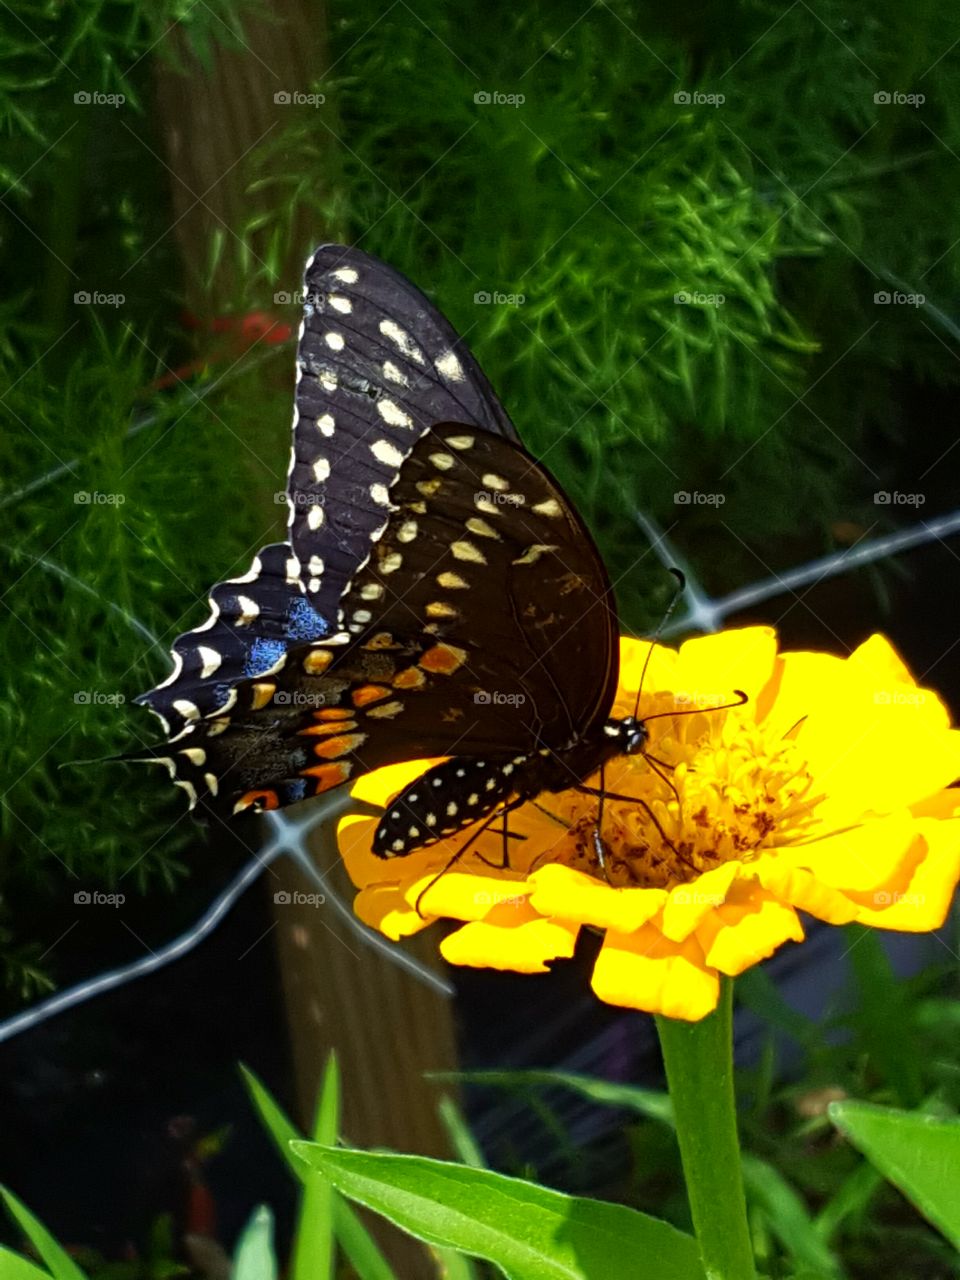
[545,694,819,889]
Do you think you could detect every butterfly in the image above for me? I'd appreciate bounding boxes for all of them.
[131,244,652,858]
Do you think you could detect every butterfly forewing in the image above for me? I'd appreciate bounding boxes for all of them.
[289,245,518,631]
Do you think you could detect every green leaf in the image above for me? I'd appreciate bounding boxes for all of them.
[740,1157,843,1278]
[292,1053,338,1280]
[239,1063,399,1280]
[0,1189,87,1280]
[291,1144,705,1280]
[0,1244,55,1280]
[829,1101,960,1249]
[232,1205,277,1280]
[436,1070,674,1127]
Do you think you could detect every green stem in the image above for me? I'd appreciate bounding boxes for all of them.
[655,978,756,1280]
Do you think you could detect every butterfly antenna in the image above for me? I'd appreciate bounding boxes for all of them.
[640,689,749,726]
[632,568,686,720]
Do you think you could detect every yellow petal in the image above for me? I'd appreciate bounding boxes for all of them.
[844,818,960,931]
[674,627,779,712]
[350,758,443,807]
[592,924,720,1020]
[408,871,532,922]
[352,883,434,940]
[615,636,679,709]
[660,861,742,941]
[695,880,804,976]
[784,812,922,893]
[440,903,579,973]
[528,863,667,930]
[751,854,861,925]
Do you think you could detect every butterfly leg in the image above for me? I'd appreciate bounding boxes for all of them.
[590,760,611,881]
[575,784,697,875]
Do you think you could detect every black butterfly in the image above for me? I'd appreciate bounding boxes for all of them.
[132,244,650,857]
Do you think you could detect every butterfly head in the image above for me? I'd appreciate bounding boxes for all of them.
[604,715,649,757]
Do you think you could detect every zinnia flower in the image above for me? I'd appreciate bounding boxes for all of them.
[337,628,960,1020]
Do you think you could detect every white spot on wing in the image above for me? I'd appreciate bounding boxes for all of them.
[317,414,335,436]
[370,438,405,468]
[197,646,222,679]
[332,267,358,284]
[379,319,426,364]
[328,295,352,314]
[324,332,344,351]
[436,350,465,381]
[377,398,414,428]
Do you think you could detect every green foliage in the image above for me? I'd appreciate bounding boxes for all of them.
[291,1143,706,1280]
[242,0,960,616]
[829,1102,960,1252]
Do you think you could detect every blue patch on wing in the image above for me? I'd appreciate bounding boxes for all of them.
[245,636,288,677]
[287,594,330,641]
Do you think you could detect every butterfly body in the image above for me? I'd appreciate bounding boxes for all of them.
[131,245,639,862]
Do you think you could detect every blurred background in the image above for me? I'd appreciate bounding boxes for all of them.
[1,1,959,1276]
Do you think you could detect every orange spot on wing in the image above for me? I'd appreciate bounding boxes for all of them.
[303,649,334,675]
[235,788,279,812]
[313,732,366,759]
[302,761,353,792]
[351,683,391,707]
[420,643,469,674]
[393,666,426,689]
[315,707,354,722]
[299,719,359,736]
[364,631,401,650]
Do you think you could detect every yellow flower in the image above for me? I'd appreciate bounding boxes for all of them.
[337,628,960,1021]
